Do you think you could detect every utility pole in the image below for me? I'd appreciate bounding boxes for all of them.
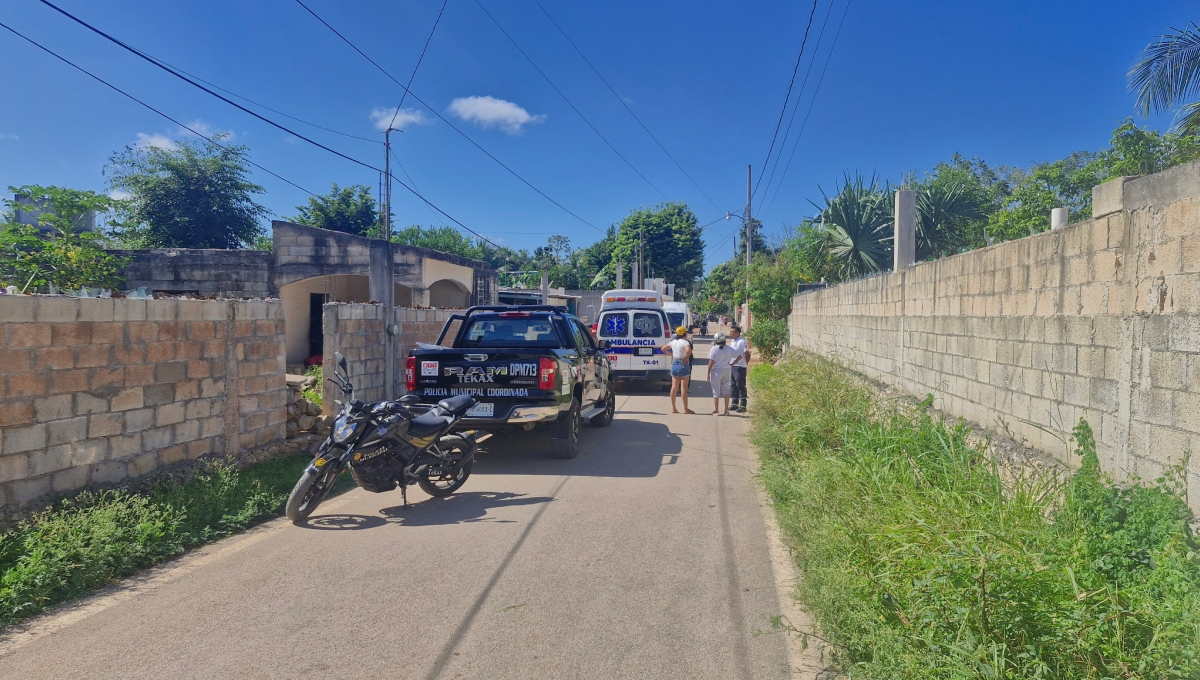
[745,164,752,329]
[383,127,396,238]
[638,225,645,289]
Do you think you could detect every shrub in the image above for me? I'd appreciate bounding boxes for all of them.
[746,318,788,362]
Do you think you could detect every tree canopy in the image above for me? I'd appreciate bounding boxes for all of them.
[105,135,269,249]
[290,183,379,236]
[613,202,704,289]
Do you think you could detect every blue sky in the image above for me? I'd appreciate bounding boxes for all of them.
[0,0,1193,270]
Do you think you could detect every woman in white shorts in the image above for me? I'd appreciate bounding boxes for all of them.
[707,333,738,415]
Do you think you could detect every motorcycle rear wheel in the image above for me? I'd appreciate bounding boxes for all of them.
[419,436,474,497]
[285,462,341,523]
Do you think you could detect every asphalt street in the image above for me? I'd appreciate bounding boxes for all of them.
[0,337,809,679]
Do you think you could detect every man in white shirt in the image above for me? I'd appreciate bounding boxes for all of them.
[727,325,751,413]
[707,333,738,415]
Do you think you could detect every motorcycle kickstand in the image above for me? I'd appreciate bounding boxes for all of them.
[399,485,410,509]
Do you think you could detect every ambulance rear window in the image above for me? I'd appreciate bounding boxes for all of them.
[598,312,628,338]
[632,312,665,338]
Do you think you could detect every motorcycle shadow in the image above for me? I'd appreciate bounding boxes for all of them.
[297,491,554,530]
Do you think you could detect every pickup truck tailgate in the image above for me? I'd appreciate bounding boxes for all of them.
[411,350,551,402]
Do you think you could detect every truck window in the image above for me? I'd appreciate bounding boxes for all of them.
[632,312,665,338]
[569,319,594,350]
[666,312,685,329]
[457,317,564,347]
[598,312,627,338]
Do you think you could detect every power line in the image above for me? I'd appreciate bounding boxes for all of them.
[758,0,835,204]
[34,0,504,249]
[752,0,820,203]
[531,0,723,213]
[390,145,448,228]
[292,0,603,233]
[0,20,317,198]
[762,0,851,219]
[473,0,668,201]
[386,0,448,130]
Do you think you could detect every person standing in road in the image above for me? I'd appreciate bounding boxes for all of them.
[661,326,695,414]
[728,325,751,413]
[707,333,737,415]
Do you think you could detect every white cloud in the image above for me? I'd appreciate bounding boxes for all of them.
[108,190,132,200]
[0,133,18,140]
[135,133,177,150]
[448,96,545,134]
[179,120,234,141]
[370,107,426,131]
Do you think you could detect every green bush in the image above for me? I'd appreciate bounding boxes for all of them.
[746,318,788,362]
[751,353,1200,678]
[0,454,344,627]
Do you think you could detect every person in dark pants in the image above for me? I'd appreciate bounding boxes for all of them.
[727,325,751,412]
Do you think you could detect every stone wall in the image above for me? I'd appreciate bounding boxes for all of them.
[319,305,464,414]
[0,296,286,513]
[112,249,273,298]
[788,161,1200,511]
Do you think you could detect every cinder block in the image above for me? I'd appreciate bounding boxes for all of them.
[3,424,46,454]
[34,297,78,323]
[70,438,108,466]
[146,299,178,321]
[154,361,189,383]
[51,322,92,346]
[0,295,36,322]
[34,346,74,370]
[47,416,87,446]
[10,477,50,506]
[76,343,112,368]
[0,452,28,483]
[87,412,123,438]
[34,394,74,421]
[110,387,144,411]
[48,369,88,395]
[51,466,89,493]
[141,426,174,451]
[9,324,52,348]
[155,402,186,427]
[30,444,72,476]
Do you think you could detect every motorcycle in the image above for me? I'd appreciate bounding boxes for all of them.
[285,352,489,523]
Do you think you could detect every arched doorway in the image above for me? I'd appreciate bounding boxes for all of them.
[280,274,371,365]
[428,279,470,308]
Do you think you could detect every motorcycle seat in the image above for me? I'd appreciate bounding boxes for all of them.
[409,411,450,438]
[437,395,477,416]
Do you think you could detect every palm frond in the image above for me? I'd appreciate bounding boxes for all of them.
[1129,22,1200,116]
[1173,100,1200,136]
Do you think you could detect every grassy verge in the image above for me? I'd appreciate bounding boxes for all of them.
[0,452,350,628]
[751,352,1200,678]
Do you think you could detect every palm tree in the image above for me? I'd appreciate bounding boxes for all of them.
[813,174,893,279]
[1129,23,1200,135]
[915,179,987,259]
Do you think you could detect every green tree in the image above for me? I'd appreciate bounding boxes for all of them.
[735,216,769,258]
[1,186,128,291]
[777,219,842,284]
[613,202,704,288]
[746,254,797,321]
[290,183,379,236]
[1129,22,1200,135]
[815,174,893,279]
[577,226,617,288]
[106,135,269,249]
[392,225,483,258]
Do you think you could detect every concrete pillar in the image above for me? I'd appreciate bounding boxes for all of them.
[894,189,916,270]
[1051,207,1069,231]
[369,240,396,398]
[540,271,550,304]
[615,259,623,289]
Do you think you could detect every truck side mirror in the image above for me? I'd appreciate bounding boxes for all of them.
[598,340,611,350]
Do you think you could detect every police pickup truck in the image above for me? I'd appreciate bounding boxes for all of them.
[404,305,616,459]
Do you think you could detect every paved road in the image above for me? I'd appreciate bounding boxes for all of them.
[0,339,801,679]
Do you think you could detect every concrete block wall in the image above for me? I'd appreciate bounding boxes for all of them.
[0,296,287,512]
[788,160,1200,512]
[321,303,388,413]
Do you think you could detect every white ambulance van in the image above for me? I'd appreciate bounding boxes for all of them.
[595,289,673,385]
[662,301,693,333]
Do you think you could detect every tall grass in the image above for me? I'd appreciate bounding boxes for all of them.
[751,352,1200,678]
[0,454,345,628]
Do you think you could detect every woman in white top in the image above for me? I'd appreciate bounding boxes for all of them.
[660,326,695,414]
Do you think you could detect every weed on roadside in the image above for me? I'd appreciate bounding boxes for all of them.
[0,453,349,628]
[750,352,1200,678]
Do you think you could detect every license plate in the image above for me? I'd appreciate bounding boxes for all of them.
[637,347,654,356]
[466,402,494,417]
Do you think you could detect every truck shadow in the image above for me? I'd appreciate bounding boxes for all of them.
[474,418,682,478]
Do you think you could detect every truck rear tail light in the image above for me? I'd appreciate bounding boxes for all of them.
[636,296,646,302]
[539,357,557,391]
[405,356,416,392]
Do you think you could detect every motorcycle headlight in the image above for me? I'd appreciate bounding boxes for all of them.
[332,416,358,444]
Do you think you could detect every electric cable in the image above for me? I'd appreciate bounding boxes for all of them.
[386,0,448,130]
[761,0,851,219]
[291,0,603,233]
[752,0,820,203]
[0,20,317,198]
[531,0,723,213]
[34,0,505,249]
[390,145,449,228]
[473,0,668,201]
[758,0,835,204]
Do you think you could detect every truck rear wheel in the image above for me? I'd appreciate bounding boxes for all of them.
[551,398,581,459]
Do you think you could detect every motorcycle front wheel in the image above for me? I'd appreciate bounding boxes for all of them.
[418,436,475,497]
[285,461,342,523]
